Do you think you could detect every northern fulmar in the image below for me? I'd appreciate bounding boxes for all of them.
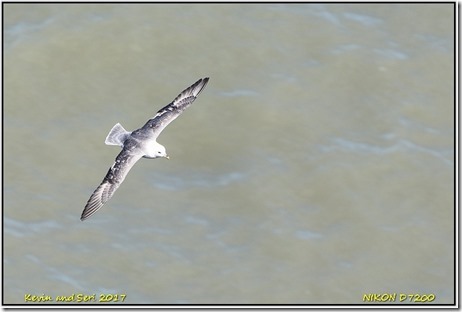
[81,77,209,221]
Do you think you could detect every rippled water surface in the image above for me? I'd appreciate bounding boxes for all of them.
[3,3,454,305]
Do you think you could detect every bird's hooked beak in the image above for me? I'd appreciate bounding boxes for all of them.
[165,155,170,160]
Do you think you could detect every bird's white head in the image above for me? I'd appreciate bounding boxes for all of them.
[156,143,169,159]
[145,142,169,159]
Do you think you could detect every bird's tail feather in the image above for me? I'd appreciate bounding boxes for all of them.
[105,123,130,147]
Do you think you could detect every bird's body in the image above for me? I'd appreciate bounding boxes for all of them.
[81,77,209,221]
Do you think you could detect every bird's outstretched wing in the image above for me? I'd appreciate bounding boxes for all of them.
[137,77,209,139]
[81,148,143,221]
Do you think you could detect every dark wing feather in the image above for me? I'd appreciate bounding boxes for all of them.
[81,148,143,221]
[139,77,209,139]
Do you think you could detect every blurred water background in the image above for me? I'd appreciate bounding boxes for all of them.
[3,3,454,305]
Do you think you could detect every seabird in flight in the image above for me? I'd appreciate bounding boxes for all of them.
[80,77,209,221]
